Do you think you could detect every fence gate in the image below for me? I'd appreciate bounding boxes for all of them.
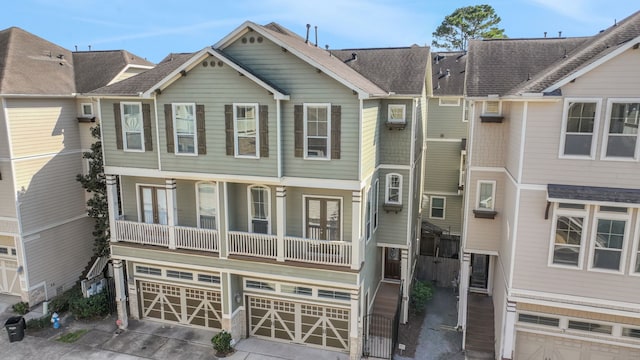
[362,314,398,359]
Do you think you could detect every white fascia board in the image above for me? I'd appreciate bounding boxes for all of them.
[215,22,377,99]
[141,48,288,100]
[106,64,155,86]
[543,36,640,93]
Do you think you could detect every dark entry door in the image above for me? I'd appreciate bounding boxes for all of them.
[384,248,401,280]
[470,254,489,290]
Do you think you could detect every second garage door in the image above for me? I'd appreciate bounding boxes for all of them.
[516,331,640,360]
[248,296,350,351]
[139,280,222,330]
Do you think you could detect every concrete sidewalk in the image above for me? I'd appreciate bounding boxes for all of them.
[0,294,348,360]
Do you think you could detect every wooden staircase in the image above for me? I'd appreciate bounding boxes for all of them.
[465,293,496,359]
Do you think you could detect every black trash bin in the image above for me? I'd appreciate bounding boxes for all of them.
[4,316,26,342]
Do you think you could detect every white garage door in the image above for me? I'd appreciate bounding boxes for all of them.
[248,296,350,351]
[139,280,222,329]
[0,259,20,295]
[516,331,640,360]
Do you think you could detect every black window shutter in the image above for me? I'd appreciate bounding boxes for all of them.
[164,104,174,153]
[225,105,234,156]
[331,105,341,159]
[196,104,206,155]
[113,102,123,150]
[142,103,152,151]
[294,105,303,157]
[260,105,269,158]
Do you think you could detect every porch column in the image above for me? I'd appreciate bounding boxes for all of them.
[401,248,409,323]
[105,175,120,242]
[351,191,362,270]
[113,259,128,329]
[275,186,286,262]
[165,179,177,249]
[219,182,228,259]
[349,290,361,360]
[501,300,517,359]
[458,252,471,332]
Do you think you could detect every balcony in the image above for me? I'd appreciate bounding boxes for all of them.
[114,220,360,268]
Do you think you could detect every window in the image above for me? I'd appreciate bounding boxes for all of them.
[197,274,221,284]
[550,204,587,267]
[388,104,406,123]
[590,207,628,271]
[166,270,193,280]
[603,101,640,159]
[365,187,372,240]
[518,314,560,327]
[463,101,469,122]
[246,280,275,291]
[373,180,379,230]
[568,320,612,334]
[634,235,640,274]
[81,103,93,117]
[317,289,350,301]
[304,104,331,159]
[484,101,500,114]
[196,183,217,229]
[0,248,8,255]
[430,196,446,219]
[305,197,341,241]
[248,185,270,234]
[173,103,196,154]
[439,98,460,107]
[135,266,162,276]
[385,173,402,205]
[234,103,259,157]
[476,181,495,210]
[622,327,640,339]
[281,285,312,296]
[121,102,144,151]
[561,100,599,157]
[139,186,168,225]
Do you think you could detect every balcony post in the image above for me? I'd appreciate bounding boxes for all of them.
[105,175,120,242]
[351,191,362,270]
[276,186,286,262]
[219,182,228,259]
[166,179,177,249]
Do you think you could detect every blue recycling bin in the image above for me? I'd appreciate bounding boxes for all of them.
[4,316,26,342]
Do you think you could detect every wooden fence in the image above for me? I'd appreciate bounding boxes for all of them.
[415,255,459,288]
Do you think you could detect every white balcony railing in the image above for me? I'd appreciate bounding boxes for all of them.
[285,236,352,267]
[116,220,170,247]
[175,225,218,252]
[228,231,277,259]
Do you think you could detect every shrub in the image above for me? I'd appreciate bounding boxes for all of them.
[12,301,29,315]
[69,291,109,319]
[49,287,82,313]
[211,330,233,355]
[410,280,433,315]
[26,314,51,330]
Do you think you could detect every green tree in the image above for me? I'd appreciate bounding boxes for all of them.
[432,4,506,51]
[76,125,110,257]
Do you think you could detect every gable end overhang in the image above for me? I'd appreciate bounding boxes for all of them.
[214,22,385,100]
[141,47,289,100]
[106,63,155,87]
[542,35,640,94]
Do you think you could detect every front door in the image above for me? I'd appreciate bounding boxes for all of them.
[140,186,168,224]
[384,248,401,280]
[470,254,489,290]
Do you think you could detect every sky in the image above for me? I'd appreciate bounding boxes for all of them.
[2,0,638,63]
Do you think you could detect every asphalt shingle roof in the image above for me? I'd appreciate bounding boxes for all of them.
[0,27,75,95]
[73,50,153,93]
[331,46,430,95]
[431,51,466,96]
[548,184,640,204]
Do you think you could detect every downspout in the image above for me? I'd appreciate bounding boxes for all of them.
[276,99,282,178]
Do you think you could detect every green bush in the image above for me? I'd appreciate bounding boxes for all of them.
[211,330,233,355]
[410,280,433,315]
[69,291,109,319]
[49,287,82,313]
[26,314,51,330]
[12,301,29,315]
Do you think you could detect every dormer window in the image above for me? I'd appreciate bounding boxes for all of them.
[386,104,406,129]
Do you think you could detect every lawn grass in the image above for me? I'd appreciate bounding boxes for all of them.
[56,329,88,343]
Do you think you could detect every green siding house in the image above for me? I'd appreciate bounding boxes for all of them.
[89,22,430,359]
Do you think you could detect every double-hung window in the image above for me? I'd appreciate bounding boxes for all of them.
[305,197,341,241]
[385,174,402,205]
[430,196,446,219]
[122,102,144,151]
[304,104,330,159]
[549,203,587,267]
[561,99,599,158]
[196,182,217,229]
[589,206,629,272]
[234,103,259,157]
[603,100,640,159]
[476,181,495,210]
[249,185,270,234]
[173,103,196,154]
